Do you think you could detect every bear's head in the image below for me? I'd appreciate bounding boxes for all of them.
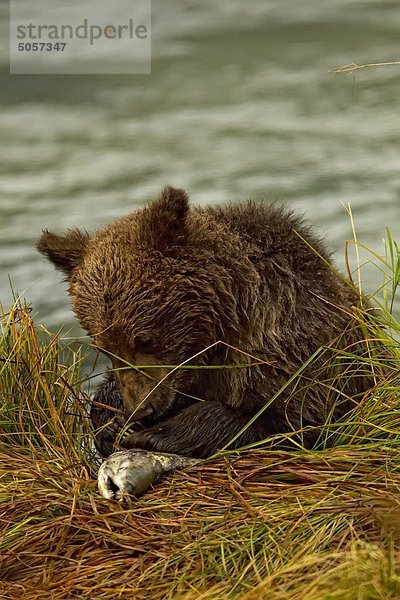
[37,186,239,421]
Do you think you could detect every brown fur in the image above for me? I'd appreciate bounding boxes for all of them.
[37,186,373,458]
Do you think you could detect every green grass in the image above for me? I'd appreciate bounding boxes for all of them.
[0,232,399,599]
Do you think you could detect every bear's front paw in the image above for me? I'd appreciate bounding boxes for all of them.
[98,449,200,500]
[120,429,171,453]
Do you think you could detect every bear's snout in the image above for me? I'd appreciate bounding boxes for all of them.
[113,365,173,422]
[125,403,155,420]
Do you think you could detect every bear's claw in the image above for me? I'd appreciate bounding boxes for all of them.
[98,449,200,500]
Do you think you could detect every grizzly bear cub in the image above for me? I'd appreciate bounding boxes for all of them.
[37,186,372,458]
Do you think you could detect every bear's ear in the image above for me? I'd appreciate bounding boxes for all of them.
[36,228,90,276]
[140,185,189,251]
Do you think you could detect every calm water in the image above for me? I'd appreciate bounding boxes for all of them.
[0,0,399,338]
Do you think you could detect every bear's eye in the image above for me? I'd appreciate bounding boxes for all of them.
[135,334,154,353]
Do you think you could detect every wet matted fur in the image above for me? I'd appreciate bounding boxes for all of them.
[38,186,374,458]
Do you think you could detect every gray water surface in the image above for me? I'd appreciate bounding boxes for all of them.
[0,0,399,337]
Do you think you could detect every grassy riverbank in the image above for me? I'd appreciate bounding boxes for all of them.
[1,235,399,599]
